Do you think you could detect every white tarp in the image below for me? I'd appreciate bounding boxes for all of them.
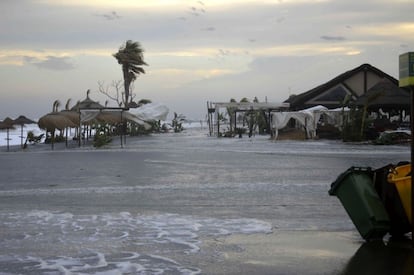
[80,110,100,123]
[271,105,349,139]
[320,107,350,129]
[79,103,169,130]
[130,103,169,122]
[122,112,151,129]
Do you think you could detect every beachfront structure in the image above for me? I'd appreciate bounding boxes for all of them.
[279,64,410,139]
[285,63,404,111]
[38,91,169,149]
[354,79,410,113]
[206,101,289,137]
[271,105,349,140]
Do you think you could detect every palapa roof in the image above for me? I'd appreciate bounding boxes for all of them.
[70,90,105,111]
[96,111,126,124]
[354,79,410,111]
[0,117,15,130]
[13,115,36,125]
[59,110,80,125]
[285,64,398,110]
[38,112,78,130]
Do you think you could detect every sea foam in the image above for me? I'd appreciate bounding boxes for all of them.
[0,210,271,274]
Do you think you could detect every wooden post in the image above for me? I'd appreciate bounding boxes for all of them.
[78,111,81,147]
[410,86,414,247]
[234,110,237,134]
[215,108,219,137]
[268,110,273,138]
[207,102,212,136]
[6,128,10,151]
[20,125,24,149]
[120,110,123,148]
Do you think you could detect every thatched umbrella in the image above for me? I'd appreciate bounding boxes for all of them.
[59,110,80,125]
[59,110,81,146]
[13,115,36,148]
[70,90,105,144]
[71,90,105,111]
[0,117,15,151]
[38,112,78,149]
[96,111,125,124]
[38,112,77,131]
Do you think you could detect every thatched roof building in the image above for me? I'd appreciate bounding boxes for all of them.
[285,64,398,111]
[354,79,410,111]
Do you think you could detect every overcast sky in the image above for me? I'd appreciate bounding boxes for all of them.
[0,0,413,120]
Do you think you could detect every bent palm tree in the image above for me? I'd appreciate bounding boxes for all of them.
[113,40,148,107]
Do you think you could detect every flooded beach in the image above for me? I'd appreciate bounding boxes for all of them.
[0,128,411,274]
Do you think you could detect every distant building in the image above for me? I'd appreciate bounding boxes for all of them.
[284,63,409,111]
[280,63,410,140]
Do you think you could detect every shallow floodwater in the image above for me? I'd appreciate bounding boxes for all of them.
[0,128,410,274]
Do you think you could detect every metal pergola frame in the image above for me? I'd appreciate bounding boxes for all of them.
[206,101,290,137]
[78,107,129,148]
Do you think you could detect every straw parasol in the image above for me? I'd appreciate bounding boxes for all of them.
[38,112,78,131]
[13,115,36,148]
[38,112,78,150]
[59,110,80,125]
[70,90,106,144]
[0,117,15,151]
[71,90,105,111]
[96,111,126,124]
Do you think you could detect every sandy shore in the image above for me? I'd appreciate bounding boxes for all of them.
[194,231,359,275]
[189,231,414,275]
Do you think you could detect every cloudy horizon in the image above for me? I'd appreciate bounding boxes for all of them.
[1,0,413,120]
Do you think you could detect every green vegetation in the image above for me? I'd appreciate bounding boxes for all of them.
[172,113,186,133]
[93,126,112,147]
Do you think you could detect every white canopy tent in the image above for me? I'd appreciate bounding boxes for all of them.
[271,105,349,139]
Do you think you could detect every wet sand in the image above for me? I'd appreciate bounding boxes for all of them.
[194,231,359,275]
[190,231,414,275]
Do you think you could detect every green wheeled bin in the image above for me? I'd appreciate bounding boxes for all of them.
[329,167,390,241]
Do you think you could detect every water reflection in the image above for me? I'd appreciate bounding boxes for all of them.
[341,239,414,275]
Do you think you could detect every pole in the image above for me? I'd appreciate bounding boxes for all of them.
[234,110,237,134]
[410,86,414,247]
[20,125,24,149]
[6,128,10,151]
[120,110,124,149]
[78,111,81,147]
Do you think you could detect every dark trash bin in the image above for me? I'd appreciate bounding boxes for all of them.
[373,163,411,237]
[329,167,390,241]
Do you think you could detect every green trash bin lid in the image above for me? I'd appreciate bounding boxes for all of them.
[329,166,373,196]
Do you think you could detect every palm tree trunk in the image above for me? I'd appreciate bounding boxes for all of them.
[360,105,368,140]
[123,66,130,105]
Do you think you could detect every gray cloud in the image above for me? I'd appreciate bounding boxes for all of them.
[0,0,413,120]
[94,11,121,20]
[201,27,215,31]
[26,56,76,71]
[320,35,346,41]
